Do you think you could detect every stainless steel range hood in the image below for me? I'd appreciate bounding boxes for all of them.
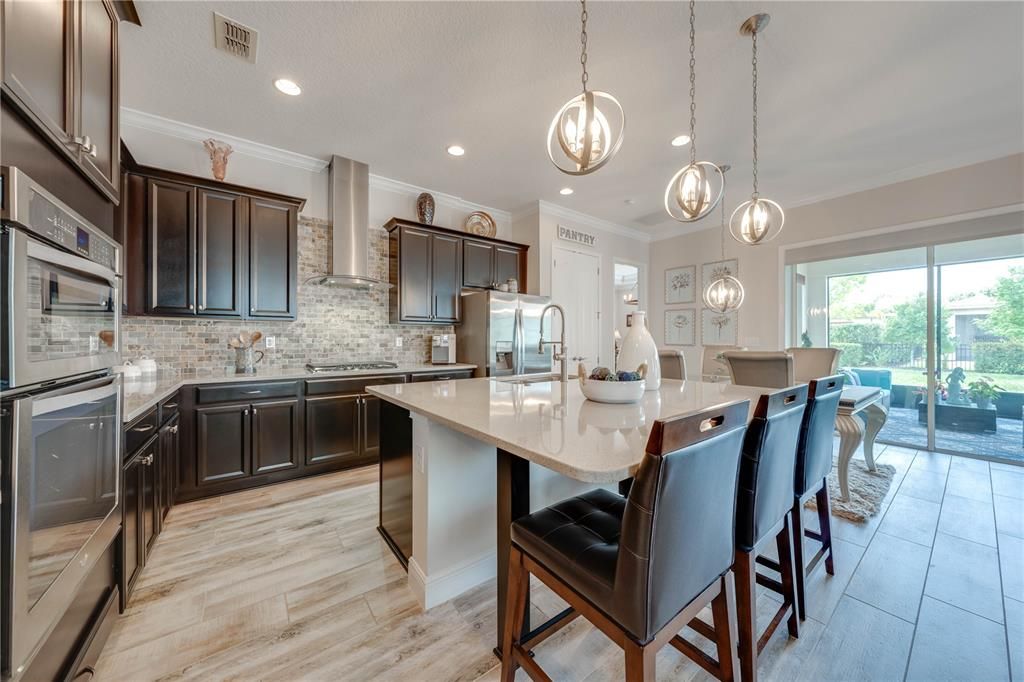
[304,155,391,289]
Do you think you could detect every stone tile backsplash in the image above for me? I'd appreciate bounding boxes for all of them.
[121,217,453,372]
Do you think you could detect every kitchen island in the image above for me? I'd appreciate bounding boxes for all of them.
[368,376,766,650]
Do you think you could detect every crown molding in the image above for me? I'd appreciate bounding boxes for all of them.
[537,200,652,243]
[121,108,330,173]
[368,174,511,224]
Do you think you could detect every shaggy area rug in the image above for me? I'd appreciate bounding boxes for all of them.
[806,457,896,523]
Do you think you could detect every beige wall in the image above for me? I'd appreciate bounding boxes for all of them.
[648,154,1024,376]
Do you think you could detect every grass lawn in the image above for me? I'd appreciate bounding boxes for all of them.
[885,367,1024,392]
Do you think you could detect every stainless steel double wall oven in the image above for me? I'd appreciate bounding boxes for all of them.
[1,167,122,679]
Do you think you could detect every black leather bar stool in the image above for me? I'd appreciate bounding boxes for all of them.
[730,385,808,682]
[791,375,845,621]
[500,401,750,682]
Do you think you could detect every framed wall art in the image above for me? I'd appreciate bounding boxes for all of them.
[701,259,739,292]
[701,309,738,346]
[664,309,695,346]
[664,265,696,304]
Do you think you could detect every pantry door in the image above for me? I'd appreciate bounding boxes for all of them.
[551,246,602,367]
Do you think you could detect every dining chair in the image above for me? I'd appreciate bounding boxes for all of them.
[500,401,751,682]
[722,351,795,389]
[786,347,843,383]
[733,384,808,682]
[792,374,845,621]
[701,344,741,382]
[659,349,687,380]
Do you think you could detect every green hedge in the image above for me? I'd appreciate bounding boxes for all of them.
[975,342,1024,375]
[833,342,864,366]
[830,323,883,344]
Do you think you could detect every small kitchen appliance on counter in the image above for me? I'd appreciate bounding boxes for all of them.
[431,334,457,364]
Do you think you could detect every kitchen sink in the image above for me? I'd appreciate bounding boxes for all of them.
[495,373,577,385]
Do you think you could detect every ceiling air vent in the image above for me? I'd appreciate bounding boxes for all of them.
[213,12,258,64]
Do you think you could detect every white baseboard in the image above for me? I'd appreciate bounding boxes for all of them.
[407,552,497,610]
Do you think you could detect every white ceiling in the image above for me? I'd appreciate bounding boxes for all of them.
[119,1,1024,237]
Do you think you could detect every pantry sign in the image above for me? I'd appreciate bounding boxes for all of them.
[556,224,597,248]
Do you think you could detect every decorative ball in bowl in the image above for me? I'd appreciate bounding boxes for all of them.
[577,363,647,404]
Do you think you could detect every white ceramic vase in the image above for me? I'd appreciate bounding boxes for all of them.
[617,311,660,391]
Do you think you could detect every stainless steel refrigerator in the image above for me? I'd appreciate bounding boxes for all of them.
[457,291,553,377]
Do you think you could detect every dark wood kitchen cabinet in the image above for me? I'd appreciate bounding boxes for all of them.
[195,403,251,486]
[386,218,528,324]
[121,155,305,320]
[249,198,298,318]
[121,449,142,601]
[148,182,245,317]
[197,188,246,317]
[305,394,361,466]
[148,178,196,315]
[462,239,524,290]
[252,399,300,474]
[431,233,461,322]
[1,0,122,202]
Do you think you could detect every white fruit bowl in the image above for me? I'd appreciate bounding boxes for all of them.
[577,362,648,404]
[579,377,647,404]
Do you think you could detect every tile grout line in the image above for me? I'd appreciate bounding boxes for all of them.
[900,450,951,682]
[989,463,1015,681]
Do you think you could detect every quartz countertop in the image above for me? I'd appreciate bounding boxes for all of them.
[121,363,477,423]
[367,377,766,483]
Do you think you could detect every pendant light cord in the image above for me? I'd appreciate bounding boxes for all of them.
[579,0,589,93]
[720,187,727,260]
[688,0,697,165]
[751,29,759,197]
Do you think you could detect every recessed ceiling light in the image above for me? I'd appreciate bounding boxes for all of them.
[671,134,691,147]
[447,145,465,157]
[274,78,301,96]
[559,187,574,196]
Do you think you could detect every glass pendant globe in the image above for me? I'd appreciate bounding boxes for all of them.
[729,196,785,245]
[702,275,745,313]
[664,161,725,222]
[547,90,625,176]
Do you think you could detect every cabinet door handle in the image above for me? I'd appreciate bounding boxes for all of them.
[169,425,179,434]
[141,454,154,466]
[189,304,195,311]
[243,408,249,416]
[252,407,257,415]
[244,390,262,394]
[198,304,205,311]
[163,403,178,410]
[132,424,155,433]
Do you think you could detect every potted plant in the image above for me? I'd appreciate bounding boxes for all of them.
[967,377,1003,410]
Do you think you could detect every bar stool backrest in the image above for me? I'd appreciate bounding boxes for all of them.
[795,375,845,497]
[614,400,750,642]
[735,385,808,551]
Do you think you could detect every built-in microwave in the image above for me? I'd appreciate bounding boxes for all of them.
[1,166,121,391]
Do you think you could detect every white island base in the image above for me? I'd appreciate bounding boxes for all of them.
[407,412,611,609]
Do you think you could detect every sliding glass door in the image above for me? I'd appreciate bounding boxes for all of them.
[931,237,1023,460]
[789,233,1023,464]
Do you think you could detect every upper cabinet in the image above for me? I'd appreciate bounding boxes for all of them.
[121,157,304,320]
[385,218,528,325]
[1,0,121,202]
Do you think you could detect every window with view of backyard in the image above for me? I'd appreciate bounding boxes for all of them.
[796,241,1022,462]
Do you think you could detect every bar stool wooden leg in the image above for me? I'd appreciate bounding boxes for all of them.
[733,549,757,682]
[500,547,529,682]
[624,640,655,682]
[775,512,800,639]
[815,483,835,575]
[791,499,808,622]
[710,573,741,682]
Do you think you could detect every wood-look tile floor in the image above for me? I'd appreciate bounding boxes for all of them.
[95,446,1023,681]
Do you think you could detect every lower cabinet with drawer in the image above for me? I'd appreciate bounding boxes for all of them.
[121,395,181,609]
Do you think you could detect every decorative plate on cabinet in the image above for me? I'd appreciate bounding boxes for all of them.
[464,211,497,238]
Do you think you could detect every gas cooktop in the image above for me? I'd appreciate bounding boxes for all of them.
[305,361,400,373]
